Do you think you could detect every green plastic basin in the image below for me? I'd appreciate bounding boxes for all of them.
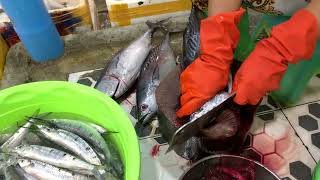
[314,161,320,180]
[0,81,140,180]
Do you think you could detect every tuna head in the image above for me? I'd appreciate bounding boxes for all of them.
[95,75,120,98]
[137,90,158,125]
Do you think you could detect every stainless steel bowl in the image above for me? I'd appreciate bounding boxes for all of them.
[180,154,281,180]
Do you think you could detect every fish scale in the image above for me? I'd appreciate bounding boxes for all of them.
[182,5,201,69]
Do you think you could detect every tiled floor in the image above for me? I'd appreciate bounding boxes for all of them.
[69,71,320,180]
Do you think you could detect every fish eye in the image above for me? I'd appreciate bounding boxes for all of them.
[141,104,148,111]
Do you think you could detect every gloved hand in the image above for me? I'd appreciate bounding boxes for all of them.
[233,9,319,105]
[176,8,245,118]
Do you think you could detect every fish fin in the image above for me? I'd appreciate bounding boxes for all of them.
[146,18,170,33]
[24,116,58,129]
[94,166,119,180]
[15,122,42,135]
[92,168,105,180]
[27,111,52,120]
[17,124,39,132]
[100,131,119,137]
[37,112,52,118]
[31,109,41,117]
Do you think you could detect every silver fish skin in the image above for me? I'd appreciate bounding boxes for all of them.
[189,92,230,122]
[1,116,38,150]
[18,159,93,180]
[88,123,107,134]
[35,125,101,166]
[137,33,176,125]
[10,145,100,176]
[182,5,201,69]
[46,119,123,176]
[95,27,154,99]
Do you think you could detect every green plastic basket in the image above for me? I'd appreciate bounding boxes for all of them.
[0,81,140,180]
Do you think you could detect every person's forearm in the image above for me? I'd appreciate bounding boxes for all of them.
[208,0,242,16]
[305,0,320,31]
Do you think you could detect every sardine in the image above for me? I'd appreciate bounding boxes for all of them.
[1,110,48,150]
[42,119,122,177]
[182,5,201,69]
[3,164,35,180]
[10,145,105,177]
[35,125,101,166]
[137,33,176,125]
[95,21,166,99]
[18,159,93,180]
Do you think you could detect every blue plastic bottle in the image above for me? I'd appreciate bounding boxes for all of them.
[0,0,64,62]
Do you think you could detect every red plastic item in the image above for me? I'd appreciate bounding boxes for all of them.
[177,8,245,118]
[233,9,318,105]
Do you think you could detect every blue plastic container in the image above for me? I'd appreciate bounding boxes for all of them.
[0,0,64,62]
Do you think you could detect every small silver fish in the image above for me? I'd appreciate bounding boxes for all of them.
[45,119,122,176]
[1,110,47,150]
[95,20,166,98]
[14,165,38,180]
[35,125,101,166]
[137,33,176,125]
[18,159,93,180]
[10,145,105,177]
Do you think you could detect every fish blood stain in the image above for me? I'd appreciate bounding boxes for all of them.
[150,144,160,157]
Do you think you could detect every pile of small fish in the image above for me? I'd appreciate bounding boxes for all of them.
[0,110,123,180]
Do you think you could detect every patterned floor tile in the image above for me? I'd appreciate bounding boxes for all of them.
[257,96,281,114]
[242,110,316,180]
[283,101,320,162]
[293,76,320,106]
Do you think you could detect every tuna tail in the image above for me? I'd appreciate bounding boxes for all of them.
[92,168,104,180]
[146,18,170,34]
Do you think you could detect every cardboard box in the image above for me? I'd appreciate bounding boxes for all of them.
[106,0,191,27]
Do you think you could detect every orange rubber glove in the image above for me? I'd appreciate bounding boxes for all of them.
[233,9,319,105]
[176,8,245,118]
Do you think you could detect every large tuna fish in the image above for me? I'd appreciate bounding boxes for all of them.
[137,33,177,125]
[95,21,165,98]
